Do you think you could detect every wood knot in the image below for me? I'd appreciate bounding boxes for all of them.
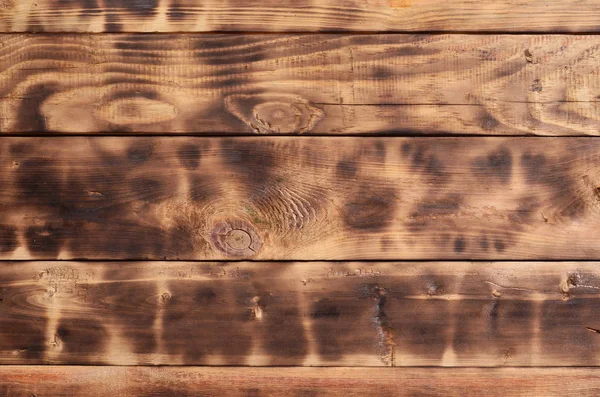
[160,292,171,305]
[210,219,262,257]
[224,94,324,134]
[94,97,178,126]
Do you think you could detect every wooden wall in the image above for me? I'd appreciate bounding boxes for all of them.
[1,0,600,395]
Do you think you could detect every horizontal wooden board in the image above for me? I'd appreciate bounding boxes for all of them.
[2,1,600,33]
[2,367,600,396]
[1,137,600,260]
[2,34,600,135]
[2,261,600,366]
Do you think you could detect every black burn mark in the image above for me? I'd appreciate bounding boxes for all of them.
[67,223,170,260]
[198,77,248,90]
[336,159,357,179]
[189,175,216,203]
[104,77,155,86]
[472,147,512,184]
[393,46,439,57]
[481,113,500,131]
[0,225,18,254]
[177,144,201,170]
[520,152,547,184]
[454,237,466,253]
[494,239,505,252]
[57,0,101,16]
[373,66,393,79]
[479,236,489,250]
[9,142,32,156]
[343,187,397,231]
[0,314,46,359]
[249,286,308,363]
[104,13,122,32]
[11,147,193,260]
[94,272,158,354]
[520,152,584,220]
[130,177,167,203]
[56,318,106,358]
[200,51,266,66]
[104,0,159,16]
[114,39,158,51]
[509,198,539,227]
[401,143,446,181]
[25,224,64,257]
[311,298,342,319]
[221,140,276,187]
[162,282,253,363]
[405,195,462,232]
[310,296,374,360]
[194,288,217,303]
[17,158,62,205]
[14,83,59,132]
[127,142,154,164]
[374,141,386,160]
[110,90,158,101]
[167,0,191,21]
[168,226,195,258]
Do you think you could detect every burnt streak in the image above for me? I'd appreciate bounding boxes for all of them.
[127,142,154,164]
[14,83,59,132]
[221,140,276,187]
[163,280,253,363]
[104,0,158,16]
[405,195,462,233]
[56,0,101,16]
[472,147,512,183]
[0,225,17,253]
[25,224,64,256]
[177,144,201,170]
[454,237,467,253]
[520,151,585,220]
[55,318,107,358]
[130,177,167,202]
[336,159,357,179]
[310,296,373,361]
[17,158,62,204]
[343,187,397,231]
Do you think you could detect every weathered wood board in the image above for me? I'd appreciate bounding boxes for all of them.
[2,366,600,396]
[1,261,599,366]
[3,0,600,33]
[0,137,599,260]
[2,35,600,135]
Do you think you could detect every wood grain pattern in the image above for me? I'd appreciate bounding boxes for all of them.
[1,137,600,260]
[2,261,600,366]
[3,0,600,33]
[3,367,600,396]
[2,34,600,135]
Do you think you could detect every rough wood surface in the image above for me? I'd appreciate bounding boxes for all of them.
[2,367,600,396]
[2,34,600,135]
[2,0,600,33]
[1,137,600,260]
[2,261,600,366]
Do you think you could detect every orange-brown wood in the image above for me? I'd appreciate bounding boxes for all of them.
[1,261,599,366]
[3,0,600,33]
[2,35,600,135]
[2,367,600,396]
[0,137,599,260]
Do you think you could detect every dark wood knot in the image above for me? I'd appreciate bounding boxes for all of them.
[210,219,262,257]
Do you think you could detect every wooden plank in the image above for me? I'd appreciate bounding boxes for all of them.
[3,1,600,33]
[1,137,600,260]
[2,34,600,135]
[2,261,600,366]
[2,367,600,396]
